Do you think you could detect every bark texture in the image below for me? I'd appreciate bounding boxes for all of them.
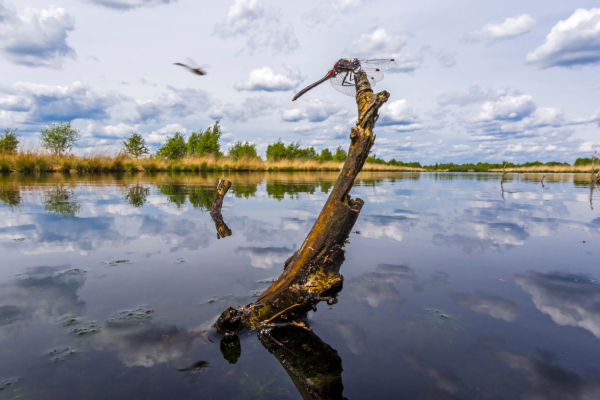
[210,179,232,239]
[215,72,389,332]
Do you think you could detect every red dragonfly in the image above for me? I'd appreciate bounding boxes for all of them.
[174,58,208,76]
[292,58,399,101]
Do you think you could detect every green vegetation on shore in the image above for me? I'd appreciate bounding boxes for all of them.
[1,119,597,174]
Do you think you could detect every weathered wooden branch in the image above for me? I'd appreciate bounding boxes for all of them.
[210,179,232,239]
[592,151,599,183]
[215,71,389,333]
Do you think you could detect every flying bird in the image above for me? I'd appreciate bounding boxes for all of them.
[174,58,207,76]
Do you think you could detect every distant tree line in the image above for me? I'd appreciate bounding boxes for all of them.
[1,120,598,170]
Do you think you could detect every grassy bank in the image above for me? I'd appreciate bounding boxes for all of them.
[489,165,598,174]
[0,152,423,173]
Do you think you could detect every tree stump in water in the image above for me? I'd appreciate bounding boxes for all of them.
[215,71,390,330]
[210,179,232,239]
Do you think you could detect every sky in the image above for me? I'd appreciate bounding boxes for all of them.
[1,0,599,163]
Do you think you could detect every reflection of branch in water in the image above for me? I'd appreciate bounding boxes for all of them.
[210,179,232,239]
[541,174,545,188]
[256,325,345,400]
[592,184,595,211]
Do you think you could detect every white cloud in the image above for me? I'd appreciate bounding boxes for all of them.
[281,99,345,123]
[348,28,422,73]
[0,1,75,68]
[350,28,408,56]
[478,95,536,121]
[437,83,507,107]
[0,81,122,125]
[84,122,138,139]
[281,108,305,122]
[210,96,277,122]
[526,8,600,68]
[303,0,366,26]
[378,99,422,131]
[466,14,535,43]
[212,0,299,55]
[234,66,302,92]
[81,0,176,11]
[146,124,187,144]
[577,141,595,152]
[135,86,212,122]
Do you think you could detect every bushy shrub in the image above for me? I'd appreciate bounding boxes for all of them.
[0,129,19,155]
[156,132,187,160]
[333,146,347,162]
[320,148,333,162]
[574,157,593,166]
[266,139,318,161]
[40,121,80,155]
[228,141,258,160]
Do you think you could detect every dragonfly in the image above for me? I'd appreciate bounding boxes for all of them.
[174,58,208,76]
[292,58,399,101]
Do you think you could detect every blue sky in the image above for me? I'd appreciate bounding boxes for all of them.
[1,0,599,163]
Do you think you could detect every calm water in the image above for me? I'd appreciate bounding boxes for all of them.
[1,172,599,399]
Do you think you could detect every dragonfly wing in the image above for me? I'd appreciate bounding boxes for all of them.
[358,58,399,71]
[366,69,384,83]
[330,72,356,97]
[185,57,199,68]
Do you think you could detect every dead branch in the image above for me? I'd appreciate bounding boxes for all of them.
[592,151,600,183]
[541,174,546,188]
[210,179,232,239]
[215,71,389,333]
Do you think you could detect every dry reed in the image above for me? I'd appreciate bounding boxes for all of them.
[0,151,422,173]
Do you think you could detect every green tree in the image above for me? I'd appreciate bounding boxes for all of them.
[0,129,19,155]
[190,121,222,157]
[266,139,288,161]
[40,121,80,155]
[156,132,187,160]
[228,141,258,160]
[320,148,333,162]
[122,132,149,159]
[332,146,347,162]
[574,157,593,166]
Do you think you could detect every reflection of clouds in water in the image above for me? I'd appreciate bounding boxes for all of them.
[495,349,600,399]
[515,271,600,339]
[93,322,202,368]
[357,212,419,242]
[0,213,129,256]
[0,266,86,339]
[230,216,307,244]
[137,215,212,252]
[404,355,464,397]
[348,264,416,308]
[235,247,291,269]
[473,222,529,246]
[432,233,498,256]
[451,293,521,322]
[315,320,366,355]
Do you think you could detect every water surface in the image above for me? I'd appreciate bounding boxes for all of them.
[1,172,599,399]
